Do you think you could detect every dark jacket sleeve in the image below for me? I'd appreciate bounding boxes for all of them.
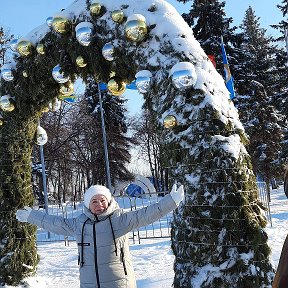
[113,194,177,237]
[27,209,77,236]
[272,233,288,288]
[284,169,288,198]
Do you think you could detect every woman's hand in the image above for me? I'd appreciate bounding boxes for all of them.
[170,184,184,205]
[16,206,32,222]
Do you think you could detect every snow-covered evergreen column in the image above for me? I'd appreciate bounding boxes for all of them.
[162,77,275,286]
[135,1,274,287]
[0,116,39,285]
[149,46,274,285]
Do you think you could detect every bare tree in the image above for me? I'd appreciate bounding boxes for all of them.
[0,26,13,65]
[130,110,167,192]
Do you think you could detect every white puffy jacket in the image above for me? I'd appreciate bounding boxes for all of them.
[28,194,177,288]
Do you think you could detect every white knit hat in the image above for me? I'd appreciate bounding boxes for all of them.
[84,185,112,208]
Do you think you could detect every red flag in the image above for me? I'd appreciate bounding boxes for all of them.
[208,55,216,68]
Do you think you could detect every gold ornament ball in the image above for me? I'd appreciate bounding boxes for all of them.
[4,104,15,112]
[112,10,125,23]
[59,81,74,96]
[23,71,28,78]
[109,71,116,78]
[76,56,87,68]
[42,107,50,113]
[107,78,126,96]
[90,3,102,15]
[0,119,3,126]
[125,20,147,42]
[163,115,177,129]
[36,43,45,55]
[17,40,33,57]
[0,98,15,112]
[52,16,70,34]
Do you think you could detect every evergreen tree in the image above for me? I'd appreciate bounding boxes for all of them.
[234,6,285,190]
[177,0,240,75]
[83,77,135,186]
[235,82,284,188]
[236,7,278,95]
[270,0,288,161]
[271,0,288,43]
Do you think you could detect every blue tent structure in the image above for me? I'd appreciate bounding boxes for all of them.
[125,175,156,197]
[125,175,165,197]
[125,182,144,197]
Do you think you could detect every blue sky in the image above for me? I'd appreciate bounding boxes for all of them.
[0,0,283,38]
[0,0,283,115]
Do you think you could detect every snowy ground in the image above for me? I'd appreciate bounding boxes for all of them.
[5,185,288,288]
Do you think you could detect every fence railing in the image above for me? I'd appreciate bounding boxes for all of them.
[35,191,173,244]
[257,181,272,226]
[35,182,271,244]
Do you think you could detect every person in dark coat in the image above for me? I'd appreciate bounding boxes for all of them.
[273,233,288,288]
[273,167,288,287]
[16,184,184,288]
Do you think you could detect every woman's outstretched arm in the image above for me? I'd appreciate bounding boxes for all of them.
[16,207,77,236]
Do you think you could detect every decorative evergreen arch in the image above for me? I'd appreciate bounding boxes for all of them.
[0,0,274,286]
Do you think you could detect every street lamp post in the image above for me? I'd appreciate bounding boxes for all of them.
[39,142,50,239]
[39,144,49,214]
[97,83,112,192]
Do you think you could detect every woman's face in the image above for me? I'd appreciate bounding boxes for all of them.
[89,194,109,215]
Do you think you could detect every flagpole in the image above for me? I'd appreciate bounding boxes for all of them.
[285,28,288,66]
[220,36,235,100]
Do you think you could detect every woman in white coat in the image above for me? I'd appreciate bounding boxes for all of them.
[16,184,184,288]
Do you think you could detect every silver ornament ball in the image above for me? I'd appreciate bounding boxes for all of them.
[75,22,94,46]
[170,62,197,90]
[52,64,69,84]
[1,67,14,82]
[46,16,53,27]
[0,95,15,112]
[102,43,114,61]
[36,126,48,146]
[136,77,151,94]
[172,69,197,90]
[10,39,18,52]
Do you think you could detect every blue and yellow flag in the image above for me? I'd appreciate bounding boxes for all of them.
[221,36,235,100]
